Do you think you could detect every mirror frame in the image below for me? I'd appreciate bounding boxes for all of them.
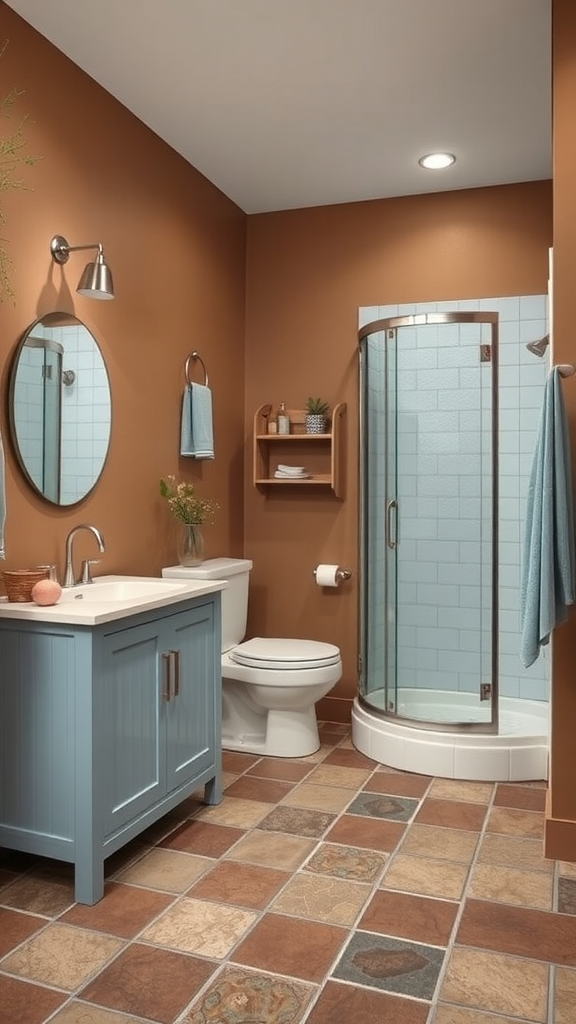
[7,311,112,506]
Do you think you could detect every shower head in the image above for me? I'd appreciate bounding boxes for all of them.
[526,334,550,358]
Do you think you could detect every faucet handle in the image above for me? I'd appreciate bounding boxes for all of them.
[80,559,100,584]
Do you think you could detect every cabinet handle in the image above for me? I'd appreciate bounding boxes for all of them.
[171,649,180,697]
[162,652,171,702]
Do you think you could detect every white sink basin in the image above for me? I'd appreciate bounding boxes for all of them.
[0,574,227,625]
[60,579,188,603]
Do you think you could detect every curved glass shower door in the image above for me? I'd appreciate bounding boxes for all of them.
[358,313,498,731]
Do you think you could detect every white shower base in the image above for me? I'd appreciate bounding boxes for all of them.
[352,689,549,781]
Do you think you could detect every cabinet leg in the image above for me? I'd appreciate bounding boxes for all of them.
[74,858,105,905]
[204,773,222,805]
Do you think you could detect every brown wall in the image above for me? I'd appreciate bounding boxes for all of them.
[0,4,247,578]
[546,0,576,860]
[245,183,552,720]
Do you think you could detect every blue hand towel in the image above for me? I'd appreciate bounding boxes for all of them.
[520,367,576,667]
[180,382,214,459]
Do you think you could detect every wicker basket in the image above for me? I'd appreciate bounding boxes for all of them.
[2,568,50,603]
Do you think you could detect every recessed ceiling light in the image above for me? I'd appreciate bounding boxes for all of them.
[418,152,456,170]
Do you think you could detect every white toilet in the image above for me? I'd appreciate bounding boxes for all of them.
[162,557,342,757]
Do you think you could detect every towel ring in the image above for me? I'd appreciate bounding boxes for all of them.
[185,351,208,387]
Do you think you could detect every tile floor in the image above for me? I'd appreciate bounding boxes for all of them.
[1,723,576,1024]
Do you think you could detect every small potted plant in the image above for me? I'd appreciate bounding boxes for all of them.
[305,397,330,434]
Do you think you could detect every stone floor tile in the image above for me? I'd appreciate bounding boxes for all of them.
[382,853,469,900]
[305,979,429,1024]
[558,877,576,915]
[281,782,355,813]
[224,829,316,870]
[554,964,576,1023]
[114,847,213,893]
[332,931,445,1000]
[400,824,480,863]
[0,907,47,956]
[347,791,419,822]
[183,965,315,1024]
[485,805,545,840]
[414,797,488,831]
[427,779,494,804]
[477,832,553,872]
[188,860,290,908]
[60,882,174,937]
[140,898,257,958]
[467,862,553,910]
[194,796,274,828]
[440,946,548,1021]
[325,814,406,852]
[160,819,246,857]
[80,943,216,1023]
[362,773,432,798]
[223,776,295,803]
[0,975,66,1024]
[245,758,315,782]
[359,888,458,946]
[232,913,347,982]
[1,922,123,990]
[304,843,387,883]
[493,783,547,811]
[457,898,576,966]
[271,872,371,926]
[257,805,336,838]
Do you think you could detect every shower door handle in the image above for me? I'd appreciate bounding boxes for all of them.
[385,499,398,549]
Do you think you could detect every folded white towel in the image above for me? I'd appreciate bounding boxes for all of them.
[277,464,306,474]
[274,470,310,479]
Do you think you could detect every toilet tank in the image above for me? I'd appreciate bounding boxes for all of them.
[162,557,252,653]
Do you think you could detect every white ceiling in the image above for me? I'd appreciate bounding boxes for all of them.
[5,0,551,215]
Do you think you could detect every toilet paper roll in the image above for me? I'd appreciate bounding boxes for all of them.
[315,564,340,587]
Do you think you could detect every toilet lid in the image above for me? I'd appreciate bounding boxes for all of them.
[230,637,341,670]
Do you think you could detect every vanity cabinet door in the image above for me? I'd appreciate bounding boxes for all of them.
[165,601,218,793]
[101,619,166,837]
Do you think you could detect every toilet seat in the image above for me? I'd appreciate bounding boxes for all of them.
[230,637,341,671]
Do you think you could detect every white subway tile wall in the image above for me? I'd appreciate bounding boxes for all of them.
[359,295,550,709]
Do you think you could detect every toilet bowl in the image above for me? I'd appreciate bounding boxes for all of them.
[162,558,342,757]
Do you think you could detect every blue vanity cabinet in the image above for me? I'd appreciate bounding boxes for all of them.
[0,592,222,905]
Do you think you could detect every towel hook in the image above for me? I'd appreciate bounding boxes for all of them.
[185,351,208,387]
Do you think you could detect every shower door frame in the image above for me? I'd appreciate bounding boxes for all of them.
[358,311,500,734]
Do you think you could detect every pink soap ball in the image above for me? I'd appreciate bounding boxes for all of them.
[31,579,63,606]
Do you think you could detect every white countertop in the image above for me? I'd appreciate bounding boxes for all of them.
[0,574,228,626]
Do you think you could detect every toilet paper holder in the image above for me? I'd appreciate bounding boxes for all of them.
[313,565,352,585]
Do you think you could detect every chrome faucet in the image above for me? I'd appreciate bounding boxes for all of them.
[63,524,106,588]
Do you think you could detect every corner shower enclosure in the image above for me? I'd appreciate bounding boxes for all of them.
[353,298,550,781]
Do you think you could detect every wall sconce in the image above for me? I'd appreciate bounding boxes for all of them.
[50,234,115,300]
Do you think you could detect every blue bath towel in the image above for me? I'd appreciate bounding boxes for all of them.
[180,382,214,459]
[520,367,576,667]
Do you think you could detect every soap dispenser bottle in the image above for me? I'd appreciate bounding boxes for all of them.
[277,402,290,435]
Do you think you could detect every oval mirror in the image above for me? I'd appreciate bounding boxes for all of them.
[8,312,112,506]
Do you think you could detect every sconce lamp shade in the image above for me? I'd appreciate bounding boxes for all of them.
[76,252,115,301]
[50,234,115,300]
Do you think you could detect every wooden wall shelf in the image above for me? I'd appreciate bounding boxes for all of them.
[253,402,346,498]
